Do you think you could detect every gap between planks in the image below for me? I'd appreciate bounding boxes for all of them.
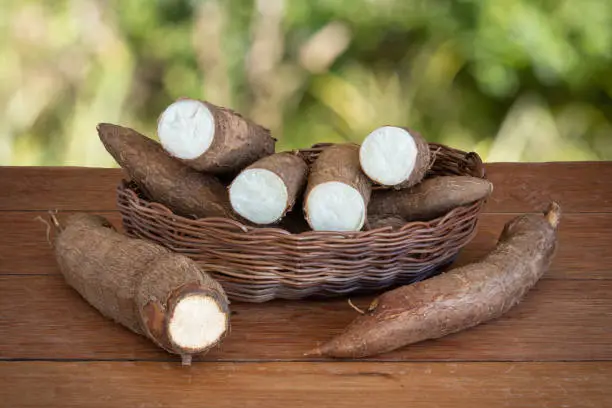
[1,361,610,408]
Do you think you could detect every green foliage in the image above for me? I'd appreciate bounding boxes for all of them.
[1,0,610,166]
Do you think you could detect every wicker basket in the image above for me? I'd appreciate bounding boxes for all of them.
[116,142,487,303]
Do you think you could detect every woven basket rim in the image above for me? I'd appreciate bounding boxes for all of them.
[116,142,487,238]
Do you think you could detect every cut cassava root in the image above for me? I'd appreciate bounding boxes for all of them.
[307,202,561,359]
[368,175,493,222]
[359,126,431,188]
[229,152,308,225]
[52,213,230,365]
[98,123,233,220]
[157,98,276,175]
[304,143,372,232]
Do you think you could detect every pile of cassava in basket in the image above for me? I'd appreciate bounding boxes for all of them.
[98,98,492,303]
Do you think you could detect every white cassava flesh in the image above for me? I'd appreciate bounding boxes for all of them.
[306,181,366,231]
[229,168,289,224]
[168,295,228,351]
[360,126,418,185]
[157,99,215,160]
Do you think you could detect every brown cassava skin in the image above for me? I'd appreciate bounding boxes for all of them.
[53,213,230,363]
[98,123,233,220]
[230,151,309,222]
[360,127,431,188]
[368,175,493,222]
[308,203,561,359]
[365,215,407,231]
[304,143,372,228]
[163,98,276,175]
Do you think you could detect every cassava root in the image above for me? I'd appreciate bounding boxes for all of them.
[98,123,233,220]
[229,152,308,225]
[52,213,230,365]
[368,175,493,222]
[304,143,372,232]
[157,98,276,175]
[307,202,561,358]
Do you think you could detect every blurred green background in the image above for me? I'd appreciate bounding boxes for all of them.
[1,0,611,167]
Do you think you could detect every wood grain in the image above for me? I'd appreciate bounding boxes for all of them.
[2,275,611,362]
[0,167,123,211]
[0,211,118,275]
[1,361,610,408]
[483,162,612,213]
[2,163,611,212]
[3,211,610,279]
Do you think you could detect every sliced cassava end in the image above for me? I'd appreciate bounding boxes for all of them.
[160,283,229,366]
[168,295,228,352]
[359,126,430,187]
[304,144,372,232]
[229,152,308,225]
[306,182,367,231]
[157,98,215,160]
[157,98,276,174]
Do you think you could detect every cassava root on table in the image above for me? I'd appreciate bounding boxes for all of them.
[307,202,561,358]
[52,212,230,366]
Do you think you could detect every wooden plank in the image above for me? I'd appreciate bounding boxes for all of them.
[0,167,123,211]
[3,211,610,280]
[0,211,119,275]
[1,163,612,212]
[2,276,611,362]
[451,212,612,279]
[483,162,612,213]
[1,361,610,408]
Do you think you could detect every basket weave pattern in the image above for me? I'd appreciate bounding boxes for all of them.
[117,143,486,303]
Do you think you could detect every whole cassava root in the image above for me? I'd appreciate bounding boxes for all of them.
[98,123,233,220]
[304,143,372,231]
[359,126,431,188]
[307,202,561,358]
[52,213,230,366]
[157,98,276,175]
[368,175,493,222]
[229,152,308,225]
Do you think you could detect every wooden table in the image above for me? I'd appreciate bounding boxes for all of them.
[1,163,612,407]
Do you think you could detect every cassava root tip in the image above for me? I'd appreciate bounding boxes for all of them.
[303,347,323,357]
[545,201,561,228]
[181,354,193,366]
